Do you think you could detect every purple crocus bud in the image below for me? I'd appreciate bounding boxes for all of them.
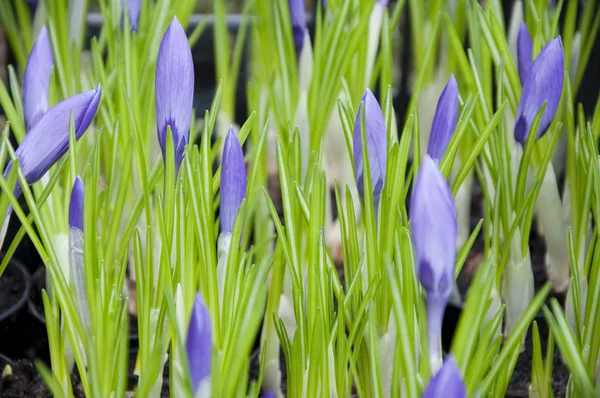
[427,75,458,162]
[3,85,102,198]
[422,356,466,398]
[186,293,212,394]
[409,155,457,368]
[517,22,533,83]
[155,17,194,173]
[514,37,564,146]
[220,126,246,234]
[122,0,141,31]
[69,177,84,231]
[26,0,38,14]
[23,26,54,131]
[353,88,387,210]
[288,0,306,57]
[261,392,276,398]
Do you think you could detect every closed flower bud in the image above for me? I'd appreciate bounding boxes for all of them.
[4,86,102,198]
[288,0,307,57]
[69,176,84,231]
[422,356,466,398]
[426,75,458,162]
[410,155,457,369]
[122,0,141,31]
[23,26,54,131]
[220,126,246,234]
[514,36,564,145]
[155,17,194,173]
[186,293,212,395]
[517,22,533,83]
[353,88,387,209]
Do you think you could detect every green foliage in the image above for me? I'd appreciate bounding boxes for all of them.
[1,0,600,397]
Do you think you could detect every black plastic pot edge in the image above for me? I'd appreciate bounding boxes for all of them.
[0,258,31,323]
[27,267,46,325]
[0,258,33,364]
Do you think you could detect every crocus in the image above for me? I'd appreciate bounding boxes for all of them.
[220,126,246,234]
[186,293,212,395]
[353,88,387,210]
[288,0,306,57]
[69,176,89,328]
[69,176,84,231]
[155,17,194,173]
[422,356,466,398]
[3,86,102,198]
[410,155,457,370]
[23,26,54,131]
[427,75,458,162]
[517,22,533,82]
[514,25,564,145]
[122,0,141,31]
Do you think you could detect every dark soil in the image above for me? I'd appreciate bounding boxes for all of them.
[0,360,85,398]
[506,320,570,397]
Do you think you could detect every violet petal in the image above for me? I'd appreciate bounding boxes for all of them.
[288,0,306,57]
[422,356,466,398]
[353,88,387,205]
[514,37,564,146]
[410,155,456,300]
[69,176,84,231]
[5,85,101,196]
[517,22,533,83]
[155,17,194,172]
[220,126,246,234]
[186,293,212,394]
[23,26,54,131]
[122,0,141,31]
[427,75,458,162]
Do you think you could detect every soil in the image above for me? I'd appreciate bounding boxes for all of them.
[506,320,570,397]
[0,360,85,398]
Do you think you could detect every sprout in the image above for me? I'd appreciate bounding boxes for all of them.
[410,155,457,370]
[422,356,466,398]
[186,293,213,396]
[514,28,564,145]
[219,126,246,234]
[353,88,387,211]
[427,75,459,162]
[23,26,54,131]
[3,86,102,198]
[155,16,194,173]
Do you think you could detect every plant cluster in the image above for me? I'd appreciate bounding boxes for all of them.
[0,0,599,397]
